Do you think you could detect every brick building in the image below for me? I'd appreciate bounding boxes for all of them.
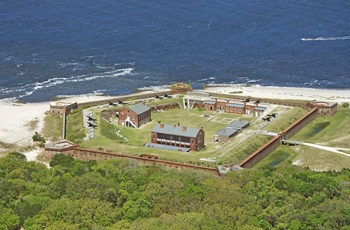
[307,101,337,116]
[171,83,192,94]
[204,99,266,117]
[118,103,151,128]
[151,122,205,151]
[50,101,78,115]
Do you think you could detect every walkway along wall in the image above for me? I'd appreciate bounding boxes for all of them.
[45,147,219,176]
[238,107,319,168]
[208,92,309,108]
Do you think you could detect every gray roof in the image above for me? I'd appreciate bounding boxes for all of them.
[254,106,266,111]
[129,103,150,115]
[152,123,201,138]
[144,142,190,152]
[226,103,245,108]
[206,100,216,105]
[215,128,238,137]
[227,120,250,129]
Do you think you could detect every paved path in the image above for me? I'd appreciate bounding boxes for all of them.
[303,143,350,157]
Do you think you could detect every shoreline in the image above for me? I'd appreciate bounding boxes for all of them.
[202,84,350,103]
[0,84,349,156]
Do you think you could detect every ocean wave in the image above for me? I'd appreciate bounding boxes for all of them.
[0,67,134,100]
[300,36,350,41]
[136,85,171,92]
[247,79,262,83]
[53,90,108,99]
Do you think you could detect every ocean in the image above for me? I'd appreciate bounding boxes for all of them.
[0,0,349,102]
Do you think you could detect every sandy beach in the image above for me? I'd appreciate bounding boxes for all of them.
[203,85,350,103]
[0,85,349,157]
[0,102,48,149]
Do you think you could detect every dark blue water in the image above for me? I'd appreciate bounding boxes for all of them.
[1,0,349,102]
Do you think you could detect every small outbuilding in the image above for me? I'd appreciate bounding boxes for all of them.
[214,120,250,143]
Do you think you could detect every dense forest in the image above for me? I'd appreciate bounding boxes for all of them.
[1,152,350,229]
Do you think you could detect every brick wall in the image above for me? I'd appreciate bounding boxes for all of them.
[45,147,219,176]
[238,107,319,169]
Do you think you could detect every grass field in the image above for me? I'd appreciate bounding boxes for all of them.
[42,113,62,142]
[257,106,350,171]
[262,106,308,132]
[75,102,277,166]
[292,107,350,147]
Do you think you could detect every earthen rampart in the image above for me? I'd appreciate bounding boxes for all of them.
[239,135,282,168]
[238,107,319,168]
[76,91,172,109]
[283,107,318,139]
[208,92,308,108]
[45,147,219,176]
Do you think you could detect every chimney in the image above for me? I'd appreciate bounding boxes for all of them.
[160,123,164,128]
[226,100,230,104]
[182,126,186,131]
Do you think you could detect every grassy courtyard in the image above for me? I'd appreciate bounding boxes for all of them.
[74,101,277,166]
[49,99,350,170]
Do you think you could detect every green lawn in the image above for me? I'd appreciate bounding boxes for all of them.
[258,106,350,170]
[262,106,308,133]
[78,106,263,166]
[42,113,62,141]
[60,102,350,170]
[292,107,350,147]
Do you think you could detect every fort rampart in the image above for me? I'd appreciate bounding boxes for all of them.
[208,92,308,108]
[238,107,319,168]
[45,147,220,176]
[282,107,319,139]
[76,91,173,109]
[48,89,337,173]
[239,135,282,168]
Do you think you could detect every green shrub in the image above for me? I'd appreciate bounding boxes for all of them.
[32,132,46,143]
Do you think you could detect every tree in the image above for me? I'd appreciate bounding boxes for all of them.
[0,206,20,230]
[49,154,74,169]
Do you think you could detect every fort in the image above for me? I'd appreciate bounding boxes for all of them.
[46,85,338,175]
